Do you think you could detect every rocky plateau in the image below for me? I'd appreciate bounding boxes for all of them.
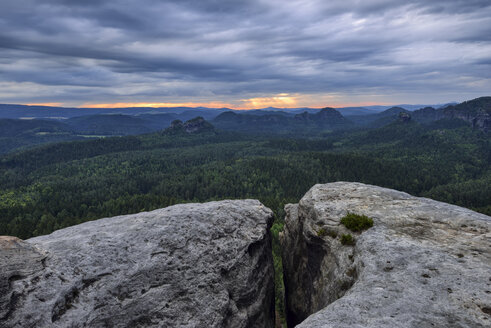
[0,200,275,328]
[281,182,491,328]
[1,182,490,328]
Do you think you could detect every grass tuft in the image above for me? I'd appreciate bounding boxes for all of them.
[340,213,373,232]
[340,234,355,245]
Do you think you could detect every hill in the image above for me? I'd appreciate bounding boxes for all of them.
[66,114,155,135]
[0,104,229,120]
[164,117,215,134]
[348,107,409,127]
[348,97,491,132]
[334,107,381,116]
[441,96,490,132]
[213,107,351,135]
[0,119,70,137]
[0,119,81,154]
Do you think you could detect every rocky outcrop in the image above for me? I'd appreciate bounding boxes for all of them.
[398,112,411,123]
[165,116,215,134]
[412,106,445,124]
[294,108,350,127]
[281,182,491,328]
[1,200,275,327]
[182,116,215,133]
[441,96,491,132]
[443,108,490,132]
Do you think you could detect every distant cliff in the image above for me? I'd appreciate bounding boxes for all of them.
[348,97,491,132]
[0,200,274,328]
[409,96,490,132]
[281,182,491,327]
[441,97,491,132]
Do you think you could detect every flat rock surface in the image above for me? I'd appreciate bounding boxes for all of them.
[1,200,275,328]
[281,182,491,328]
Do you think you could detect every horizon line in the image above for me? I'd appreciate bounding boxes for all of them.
[12,101,450,110]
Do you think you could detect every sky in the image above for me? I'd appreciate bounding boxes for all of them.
[0,0,490,109]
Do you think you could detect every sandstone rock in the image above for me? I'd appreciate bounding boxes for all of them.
[1,200,275,328]
[281,182,491,328]
[398,112,411,123]
[441,97,491,132]
[165,117,214,134]
[0,236,47,320]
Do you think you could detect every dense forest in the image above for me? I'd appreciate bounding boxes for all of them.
[2,119,489,239]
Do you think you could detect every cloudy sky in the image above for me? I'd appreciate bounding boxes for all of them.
[0,0,490,109]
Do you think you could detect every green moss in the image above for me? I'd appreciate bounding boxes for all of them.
[317,227,337,238]
[340,213,373,232]
[340,234,355,246]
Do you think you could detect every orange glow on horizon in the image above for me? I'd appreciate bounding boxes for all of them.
[25,102,63,107]
[25,97,394,110]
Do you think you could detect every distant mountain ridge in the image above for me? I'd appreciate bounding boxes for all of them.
[294,107,348,124]
[0,104,227,120]
[347,97,490,132]
[0,101,460,120]
[408,97,490,132]
[348,106,409,127]
[440,97,490,132]
[213,107,352,134]
[0,97,488,154]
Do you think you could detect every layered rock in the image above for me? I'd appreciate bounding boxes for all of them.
[1,200,275,328]
[281,182,491,328]
[444,109,490,132]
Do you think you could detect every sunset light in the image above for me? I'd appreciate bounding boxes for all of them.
[25,103,63,107]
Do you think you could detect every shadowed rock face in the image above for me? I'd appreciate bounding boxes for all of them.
[0,236,47,320]
[0,200,275,328]
[445,109,490,132]
[442,97,491,132]
[281,182,491,328]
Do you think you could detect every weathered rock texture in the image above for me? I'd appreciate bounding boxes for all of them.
[1,200,275,328]
[281,182,491,328]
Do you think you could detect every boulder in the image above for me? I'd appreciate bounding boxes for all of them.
[281,182,491,327]
[1,200,275,328]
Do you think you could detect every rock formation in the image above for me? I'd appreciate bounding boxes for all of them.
[165,116,215,134]
[294,108,350,127]
[281,182,491,328]
[398,111,411,123]
[442,97,490,132]
[1,200,275,328]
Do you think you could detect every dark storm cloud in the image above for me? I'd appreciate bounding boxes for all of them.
[0,0,490,105]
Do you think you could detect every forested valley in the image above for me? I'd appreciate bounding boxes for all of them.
[0,110,490,319]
